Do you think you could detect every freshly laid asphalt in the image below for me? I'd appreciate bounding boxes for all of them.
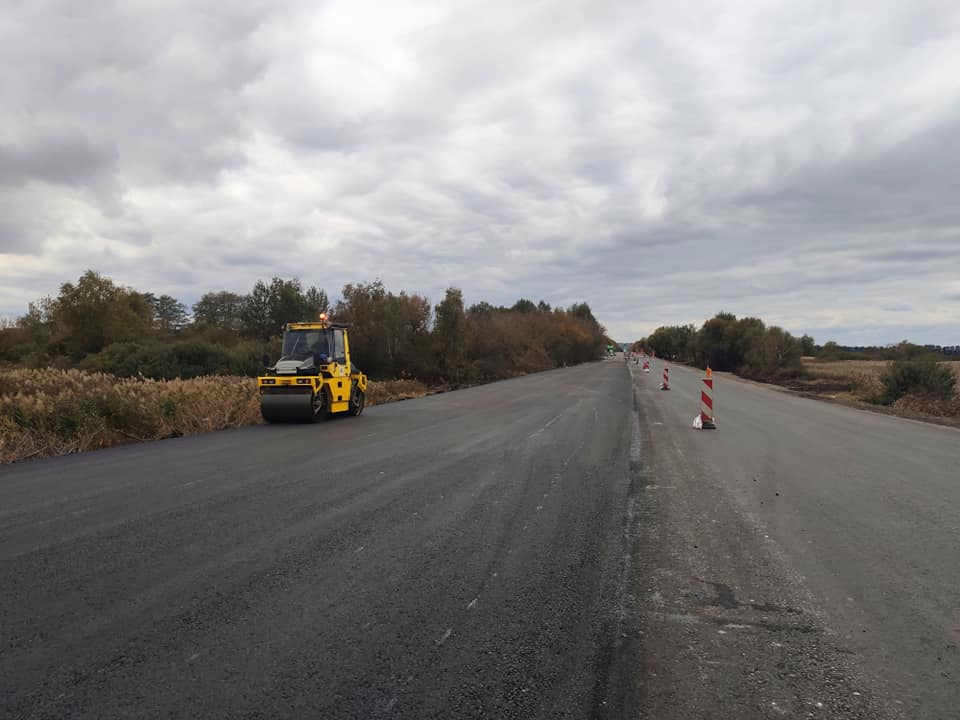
[1,358,957,718]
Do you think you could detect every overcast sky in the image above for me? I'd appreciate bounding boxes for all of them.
[1,0,959,345]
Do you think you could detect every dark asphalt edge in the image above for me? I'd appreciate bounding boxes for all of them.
[588,365,648,719]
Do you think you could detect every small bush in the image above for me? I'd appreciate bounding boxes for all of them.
[880,361,956,404]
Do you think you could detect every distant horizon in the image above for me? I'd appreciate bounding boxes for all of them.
[618,320,960,349]
[2,268,957,350]
[617,338,960,351]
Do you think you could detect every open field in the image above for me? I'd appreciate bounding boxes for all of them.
[794,358,960,419]
[800,359,891,399]
[800,358,960,396]
[0,369,430,464]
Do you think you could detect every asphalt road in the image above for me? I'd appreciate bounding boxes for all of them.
[1,358,958,718]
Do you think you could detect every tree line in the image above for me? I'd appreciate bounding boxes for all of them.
[0,271,611,382]
[815,341,954,361]
[634,312,813,380]
[635,312,954,380]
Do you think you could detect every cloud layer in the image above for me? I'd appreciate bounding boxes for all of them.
[2,0,959,344]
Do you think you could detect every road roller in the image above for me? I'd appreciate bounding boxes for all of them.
[258,315,368,423]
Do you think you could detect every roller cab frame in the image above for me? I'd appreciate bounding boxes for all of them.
[258,319,368,423]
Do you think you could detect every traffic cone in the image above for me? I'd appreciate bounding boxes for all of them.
[660,366,670,390]
[698,368,716,428]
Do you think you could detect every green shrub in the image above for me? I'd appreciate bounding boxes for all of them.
[78,342,149,377]
[80,341,263,380]
[742,326,803,380]
[880,361,956,404]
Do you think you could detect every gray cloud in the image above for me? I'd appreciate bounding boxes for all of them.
[0,128,116,188]
[869,248,959,264]
[1,0,959,344]
[0,221,33,254]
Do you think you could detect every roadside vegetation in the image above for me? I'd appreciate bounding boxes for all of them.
[801,358,960,418]
[1,271,611,462]
[0,370,435,464]
[636,313,960,420]
[1,370,259,463]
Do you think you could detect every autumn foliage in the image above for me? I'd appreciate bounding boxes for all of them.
[1,272,609,383]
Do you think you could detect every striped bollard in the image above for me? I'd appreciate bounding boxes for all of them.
[700,370,716,429]
[661,366,670,390]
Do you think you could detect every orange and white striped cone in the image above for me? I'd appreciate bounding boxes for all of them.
[699,367,716,429]
[660,366,670,390]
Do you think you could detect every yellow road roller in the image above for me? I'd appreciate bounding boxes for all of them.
[258,315,368,423]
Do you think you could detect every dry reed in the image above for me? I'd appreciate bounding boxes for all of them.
[1,369,430,463]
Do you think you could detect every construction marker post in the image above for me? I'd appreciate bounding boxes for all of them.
[699,367,716,429]
[660,366,670,390]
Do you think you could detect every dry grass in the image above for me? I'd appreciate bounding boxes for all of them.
[1,369,431,464]
[799,359,890,400]
[1,369,262,463]
[891,393,960,418]
[797,359,960,418]
[366,379,430,406]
